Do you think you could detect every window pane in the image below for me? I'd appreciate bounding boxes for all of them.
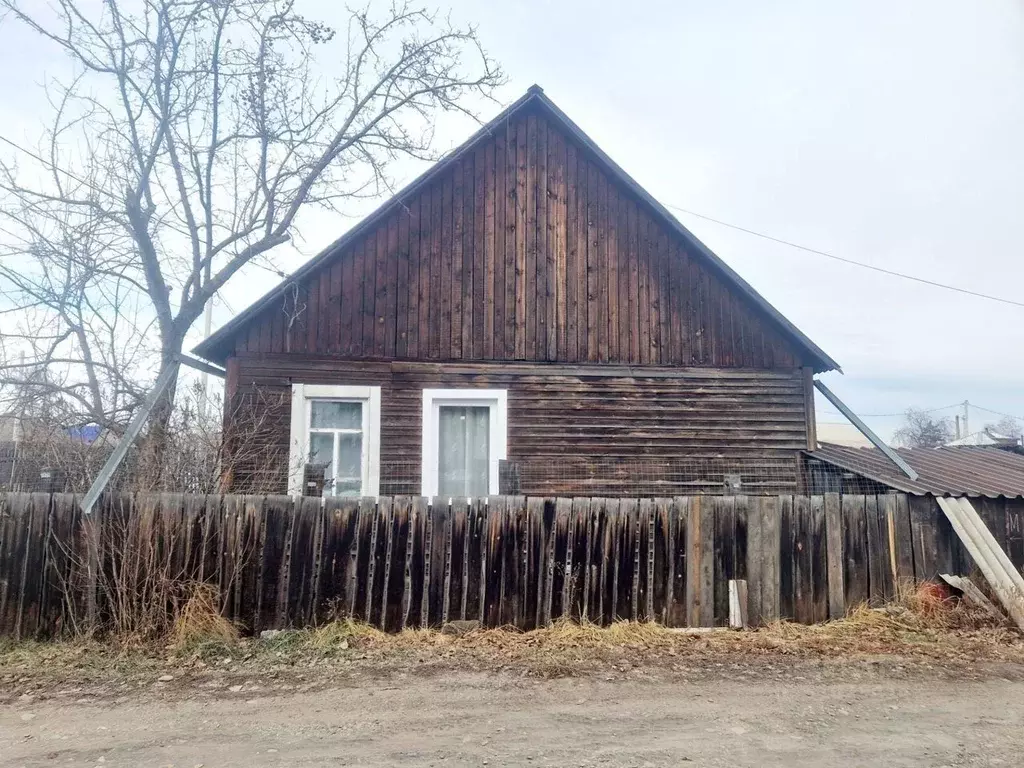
[438,405,489,496]
[310,400,362,429]
[308,432,334,492]
[334,479,361,497]
[337,433,362,482]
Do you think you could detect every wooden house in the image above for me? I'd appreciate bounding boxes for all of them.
[195,86,839,498]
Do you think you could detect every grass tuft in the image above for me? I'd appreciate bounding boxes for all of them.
[309,619,388,649]
[170,584,239,651]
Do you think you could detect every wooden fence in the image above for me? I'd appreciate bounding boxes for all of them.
[2,492,1023,639]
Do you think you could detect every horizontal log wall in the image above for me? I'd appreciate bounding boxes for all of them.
[230,358,812,495]
[225,105,804,369]
[4,493,1022,639]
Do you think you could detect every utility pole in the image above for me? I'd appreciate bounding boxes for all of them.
[963,400,970,439]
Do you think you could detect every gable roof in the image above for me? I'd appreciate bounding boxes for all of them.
[195,85,839,372]
[806,443,1024,498]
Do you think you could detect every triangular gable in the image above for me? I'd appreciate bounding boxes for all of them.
[196,86,838,373]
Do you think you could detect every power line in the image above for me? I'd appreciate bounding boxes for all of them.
[821,402,963,419]
[823,402,1024,422]
[667,204,1024,309]
[0,134,107,197]
[966,403,1024,422]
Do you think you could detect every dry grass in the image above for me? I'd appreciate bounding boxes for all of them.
[170,584,240,651]
[249,594,1021,671]
[296,583,1022,667]
[4,586,1024,699]
[167,582,1024,665]
[712,581,1021,660]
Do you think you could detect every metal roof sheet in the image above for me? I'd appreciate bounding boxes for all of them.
[805,443,1024,498]
[193,85,840,373]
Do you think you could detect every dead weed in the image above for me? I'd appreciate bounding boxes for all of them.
[4,586,1024,697]
[171,584,240,651]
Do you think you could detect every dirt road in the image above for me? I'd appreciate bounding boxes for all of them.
[4,670,1024,767]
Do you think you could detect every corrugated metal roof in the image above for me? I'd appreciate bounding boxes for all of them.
[805,443,1024,498]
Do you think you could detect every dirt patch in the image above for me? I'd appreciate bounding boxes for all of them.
[4,610,1024,766]
[5,672,1024,767]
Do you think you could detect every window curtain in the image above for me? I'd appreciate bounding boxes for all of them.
[438,406,490,496]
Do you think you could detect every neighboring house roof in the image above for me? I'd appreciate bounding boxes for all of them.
[816,422,873,448]
[805,443,1024,498]
[946,428,1021,448]
[66,424,103,445]
[194,85,839,373]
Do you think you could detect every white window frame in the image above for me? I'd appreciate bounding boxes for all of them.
[421,388,507,498]
[288,384,381,498]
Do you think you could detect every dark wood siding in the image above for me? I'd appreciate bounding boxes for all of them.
[229,356,812,495]
[229,106,803,370]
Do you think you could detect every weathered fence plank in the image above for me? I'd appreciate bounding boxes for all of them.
[262,495,290,628]
[713,496,735,626]
[864,495,886,606]
[892,493,915,585]
[743,495,762,624]
[809,495,828,623]
[667,497,687,626]
[778,495,795,620]
[1,492,1018,638]
[487,496,506,626]
[684,496,714,627]
[824,492,844,620]
[407,496,428,629]
[652,498,672,626]
[843,495,868,608]
[619,497,637,621]
[524,497,543,629]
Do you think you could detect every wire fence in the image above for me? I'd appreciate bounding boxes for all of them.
[380,456,897,497]
[495,457,801,497]
[4,441,900,497]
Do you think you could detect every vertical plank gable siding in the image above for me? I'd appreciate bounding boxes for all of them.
[4,492,1020,639]
[230,359,809,496]
[233,107,802,370]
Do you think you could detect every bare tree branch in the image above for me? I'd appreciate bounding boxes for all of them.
[0,0,502,441]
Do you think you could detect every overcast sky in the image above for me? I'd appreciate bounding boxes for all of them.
[2,0,1023,441]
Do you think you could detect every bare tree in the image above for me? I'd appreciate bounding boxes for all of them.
[0,0,502,437]
[0,191,151,431]
[893,408,953,449]
[985,415,1022,440]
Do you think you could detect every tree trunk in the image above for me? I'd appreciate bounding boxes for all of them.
[138,333,185,489]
